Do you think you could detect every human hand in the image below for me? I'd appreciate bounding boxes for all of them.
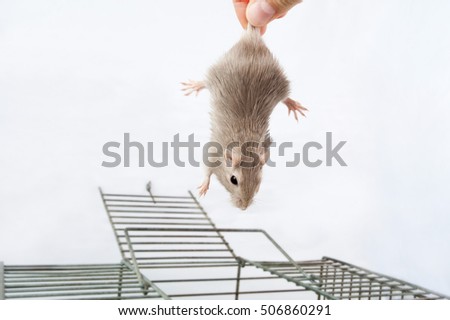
[233,0,302,35]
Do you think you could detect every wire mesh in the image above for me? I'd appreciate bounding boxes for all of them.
[2,263,166,300]
[259,258,447,300]
[1,183,448,300]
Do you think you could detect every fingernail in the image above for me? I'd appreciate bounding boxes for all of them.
[247,0,276,27]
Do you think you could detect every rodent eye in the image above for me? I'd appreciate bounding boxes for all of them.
[230,175,238,186]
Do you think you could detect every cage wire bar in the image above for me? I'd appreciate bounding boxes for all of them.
[0,261,4,300]
[1,182,448,300]
[1,263,166,300]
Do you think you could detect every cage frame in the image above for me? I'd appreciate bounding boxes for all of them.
[1,183,448,300]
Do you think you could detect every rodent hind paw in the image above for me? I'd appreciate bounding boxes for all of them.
[181,80,206,97]
[283,97,308,122]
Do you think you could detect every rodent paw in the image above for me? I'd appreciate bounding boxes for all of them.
[283,97,308,122]
[197,183,209,197]
[181,80,206,97]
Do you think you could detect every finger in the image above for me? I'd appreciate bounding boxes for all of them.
[247,0,301,27]
[246,0,276,27]
[260,25,267,35]
[233,0,250,30]
[268,0,301,15]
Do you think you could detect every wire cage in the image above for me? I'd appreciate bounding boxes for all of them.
[1,182,448,300]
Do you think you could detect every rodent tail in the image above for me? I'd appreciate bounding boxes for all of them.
[246,24,262,38]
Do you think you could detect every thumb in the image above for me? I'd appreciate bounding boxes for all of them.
[246,0,301,27]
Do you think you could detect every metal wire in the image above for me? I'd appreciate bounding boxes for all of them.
[2,263,165,300]
[0,261,4,300]
[257,259,448,300]
[1,183,448,300]
[123,227,330,298]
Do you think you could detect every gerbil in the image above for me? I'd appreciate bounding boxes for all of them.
[182,25,307,210]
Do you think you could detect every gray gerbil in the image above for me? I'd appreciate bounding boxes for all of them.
[182,25,307,210]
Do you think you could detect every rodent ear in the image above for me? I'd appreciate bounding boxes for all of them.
[259,147,269,166]
[225,148,241,168]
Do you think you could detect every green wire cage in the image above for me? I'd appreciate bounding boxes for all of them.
[1,182,448,300]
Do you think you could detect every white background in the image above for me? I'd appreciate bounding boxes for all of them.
[0,0,449,296]
[1,300,450,319]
